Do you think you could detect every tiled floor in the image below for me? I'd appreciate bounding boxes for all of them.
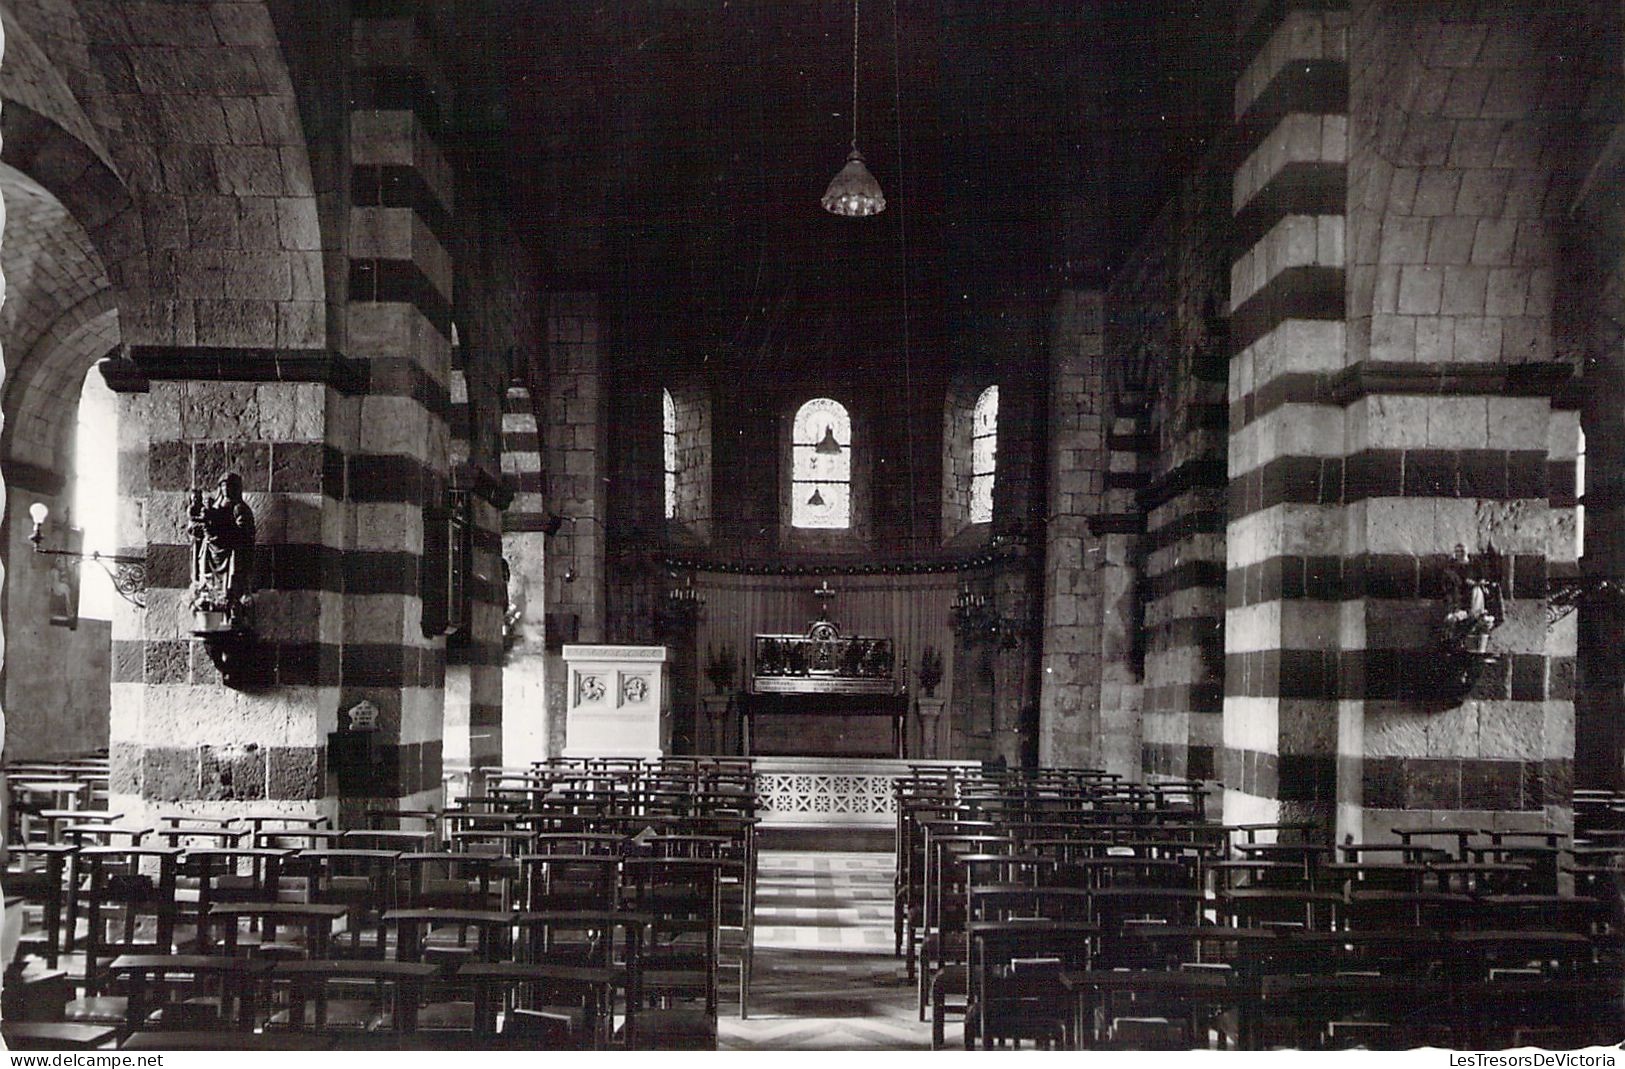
[720,850,950,1050]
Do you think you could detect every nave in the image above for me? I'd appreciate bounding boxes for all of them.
[722,852,933,1051]
[5,755,1624,1052]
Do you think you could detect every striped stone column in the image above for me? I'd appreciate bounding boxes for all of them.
[444,352,508,770]
[1223,2,1351,833]
[105,354,356,827]
[1097,399,1148,779]
[342,3,455,815]
[500,373,549,764]
[1335,1,1583,841]
[1142,402,1229,785]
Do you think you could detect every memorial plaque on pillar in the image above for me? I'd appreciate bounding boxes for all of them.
[562,644,670,759]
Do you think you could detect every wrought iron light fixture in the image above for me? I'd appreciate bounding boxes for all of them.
[950,582,1031,650]
[28,502,146,609]
[821,0,885,217]
[654,574,705,636]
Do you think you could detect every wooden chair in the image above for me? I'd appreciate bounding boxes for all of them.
[395,851,513,913]
[155,816,251,850]
[918,831,1016,1019]
[5,843,75,967]
[206,902,348,961]
[621,858,720,1049]
[385,908,515,1036]
[513,910,647,1047]
[178,848,290,952]
[1215,887,1342,933]
[1061,968,1245,1051]
[266,959,438,1048]
[519,853,621,912]
[108,953,269,1038]
[66,847,181,1025]
[460,961,621,1049]
[1090,887,1206,968]
[959,887,1095,1050]
[285,849,400,956]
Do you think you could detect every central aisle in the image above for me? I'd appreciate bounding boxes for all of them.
[720,851,947,1050]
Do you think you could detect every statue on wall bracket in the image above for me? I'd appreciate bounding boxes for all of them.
[189,472,259,686]
[189,472,256,633]
[1440,542,1504,691]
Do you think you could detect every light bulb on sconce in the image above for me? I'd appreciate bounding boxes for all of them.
[562,566,577,584]
[28,501,49,544]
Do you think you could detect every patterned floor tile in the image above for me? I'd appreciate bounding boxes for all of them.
[721,850,955,1050]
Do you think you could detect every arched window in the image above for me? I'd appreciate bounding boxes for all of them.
[1577,425,1587,558]
[970,385,998,524]
[663,388,678,520]
[791,398,851,529]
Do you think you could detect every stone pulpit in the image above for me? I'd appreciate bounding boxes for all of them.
[561,645,671,759]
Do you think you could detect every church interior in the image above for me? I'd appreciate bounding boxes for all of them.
[0,0,1623,1053]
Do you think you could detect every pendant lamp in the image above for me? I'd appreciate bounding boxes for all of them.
[822,0,885,217]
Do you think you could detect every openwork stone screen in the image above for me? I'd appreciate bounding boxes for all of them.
[757,769,897,824]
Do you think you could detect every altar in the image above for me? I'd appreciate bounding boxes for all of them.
[740,616,907,759]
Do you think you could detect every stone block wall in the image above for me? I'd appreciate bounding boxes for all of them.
[1038,290,1107,769]
[543,292,605,757]
[336,8,455,819]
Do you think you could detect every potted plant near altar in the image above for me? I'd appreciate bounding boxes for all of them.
[917,645,943,697]
[915,645,947,759]
[706,643,738,695]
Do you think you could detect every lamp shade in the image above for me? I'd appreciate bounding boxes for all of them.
[822,149,886,217]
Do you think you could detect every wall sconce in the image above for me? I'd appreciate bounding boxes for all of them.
[1548,574,1625,625]
[28,502,147,609]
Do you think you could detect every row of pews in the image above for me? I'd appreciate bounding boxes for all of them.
[893,767,1625,1050]
[2,755,759,1050]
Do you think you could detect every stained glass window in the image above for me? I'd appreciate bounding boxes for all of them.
[663,388,678,520]
[970,385,998,524]
[792,397,851,529]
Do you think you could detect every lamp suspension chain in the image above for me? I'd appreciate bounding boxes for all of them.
[851,0,860,149]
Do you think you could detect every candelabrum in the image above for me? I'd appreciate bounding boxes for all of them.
[28,502,147,609]
[654,579,705,635]
[950,587,1030,649]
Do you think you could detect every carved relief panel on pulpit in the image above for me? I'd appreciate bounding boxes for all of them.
[563,644,670,758]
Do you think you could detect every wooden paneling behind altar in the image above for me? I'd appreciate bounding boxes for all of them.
[689,571,960,758]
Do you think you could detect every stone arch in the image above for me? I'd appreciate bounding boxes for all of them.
[0,163,118,478]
